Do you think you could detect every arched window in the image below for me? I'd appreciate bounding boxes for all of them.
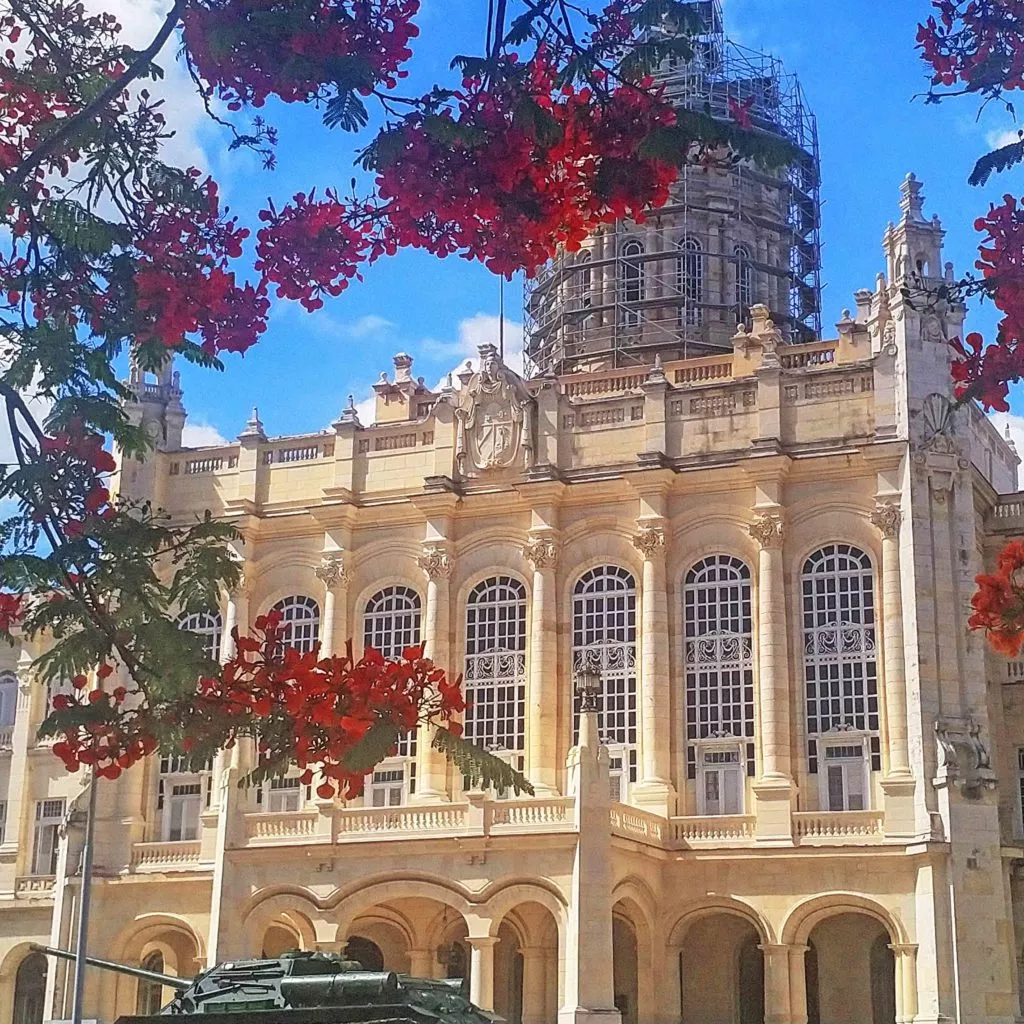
[270,595,320,655]
[802,544,880,811]
[13,950,47,1024]
[464,576,527,756]
[363,586,422,767]
[136,951,165,1015]
[620,239,645,327]
[177,611,223,662]
[577,250,593,311]
[677,238,703,326]
[734,244,753,314]
[684,556,755,813]
[572,566,637,800]
[0,670,16,728]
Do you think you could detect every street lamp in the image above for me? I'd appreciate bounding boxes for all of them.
[574,656,601,714]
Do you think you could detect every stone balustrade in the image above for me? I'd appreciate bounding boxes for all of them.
[244,810,323,844]
[15,875,55,898]
[0,726,14,751]
[490,797,575,832]
[130,840,204,872]
[672,814,757,845]
[793,810,885,844]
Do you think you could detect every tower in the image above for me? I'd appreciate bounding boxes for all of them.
[524,0,821,376]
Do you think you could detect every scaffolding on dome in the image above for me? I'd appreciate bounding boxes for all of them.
[523,0,822,378]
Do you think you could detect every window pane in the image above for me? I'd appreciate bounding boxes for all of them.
[827,765,845,812]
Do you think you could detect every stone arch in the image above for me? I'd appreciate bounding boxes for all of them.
[330,874,480,938]
[479,879,567,939]
[780,892,907,947]
[666,897,774,946]
[786,502,881,575]
[611,876,658,938]
[455,564,532,615]
[109,913,206,967]
[242,890,325,942]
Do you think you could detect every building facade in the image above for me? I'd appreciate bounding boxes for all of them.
[1,169,1024,1024]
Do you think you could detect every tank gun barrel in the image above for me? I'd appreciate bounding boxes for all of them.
[31,943,192,991]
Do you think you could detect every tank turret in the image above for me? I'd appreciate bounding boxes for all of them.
[34,944,499,1024]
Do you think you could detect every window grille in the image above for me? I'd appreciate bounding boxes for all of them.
[364,586,422,760]
[684,556,755,781]
[577,251,593,310]
[620,240,645,327]
[802,544,880,775]
[572,566,638,783]
[678,238,704,326]
[270,595,321,654]
[177,610,223,661]
[734,244,753,313]
[463,576,527,754]
[32,799,65,875]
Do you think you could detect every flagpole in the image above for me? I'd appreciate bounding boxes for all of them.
[499,277,505,361]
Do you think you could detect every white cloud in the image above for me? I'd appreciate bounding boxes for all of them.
[986,128,1024,151]
[989,411,1024,457]
[348,315,395,338]
[181,421,229,448]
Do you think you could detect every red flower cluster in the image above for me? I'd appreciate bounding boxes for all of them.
[970,540,1024,655]
[255,192,371,311]
[376,56,678,277]
[0,593,22,636]
[918,1,1024,97]
[132,175,269,355]
[951,194,1024,409]
[182,0,419,110]
[47,613,464,795]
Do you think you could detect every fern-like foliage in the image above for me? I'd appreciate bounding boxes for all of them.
[431,727,534,796]
[969,132,1024,186]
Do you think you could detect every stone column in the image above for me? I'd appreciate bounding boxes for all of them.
[890,944,918,1024]
[871,501,916,838]
[761,944,793,1024]
[787,944,808,1024]
[521,947,548,1024]
[468,936,498,1011]
[408,948,434,978]
[632,518,673,815]
[749,510,794,841]
[315,554,350,659]
[414,543,453,802]
[524,530,559,794]
[1,650,37,863]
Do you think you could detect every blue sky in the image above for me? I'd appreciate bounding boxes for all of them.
[127,0,1024,446]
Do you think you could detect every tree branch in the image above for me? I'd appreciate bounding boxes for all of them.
[6,0,187,191]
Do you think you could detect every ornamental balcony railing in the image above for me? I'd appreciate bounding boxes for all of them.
[130,840,204,872]
[792,810,885,844]
[15,874,55,898]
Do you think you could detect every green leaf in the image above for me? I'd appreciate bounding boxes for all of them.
[37,199,127,256]
[504,11,538,45]
[969,132,1024,186]
[432,727,534,796]
[630,0,706,33]
[323,91,369,132]
[450,54,493,77]
[512,97,562,148]
[340,719,401,774]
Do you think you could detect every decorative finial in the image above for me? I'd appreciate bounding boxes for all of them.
[393,352,413,383]
[239,405,266,441]
[899,172,925,223]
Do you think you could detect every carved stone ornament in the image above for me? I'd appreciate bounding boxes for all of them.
[748,511,784,549]
[917,392,959,454]
[455,343,534,473]
[870,502,902,539]
[632,520,666,559]
[934,716,996,797]
[523,533,558,572]
[315,554,349,589]
[418,544,453,581]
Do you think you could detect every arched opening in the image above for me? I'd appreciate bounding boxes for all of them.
[806,913,895,1024]
[679,914,762,1024]
[612,915,638,1024]
[262,925,301,959]
[497,899,560,1024]
[13,951,47,1024]
[135,950,165,1015]
[345,936,386,971]
[494,921,523,1024]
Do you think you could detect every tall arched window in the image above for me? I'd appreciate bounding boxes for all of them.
[0,670,16,728]
[464,577,527,757]
[684,556,755,814]
[802,544,880,811]
[270,595,320,654]
[13,951,47,1024]
[363,586,422,768]
[677,238,703,327]
[734,244,753,314]
[177,611,223,661]
[572,566,637,800]
[620,239,645,327]
[136,951,165,1015]
[577,250,593,311]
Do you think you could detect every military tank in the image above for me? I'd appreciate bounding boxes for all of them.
[34,944,499,1024]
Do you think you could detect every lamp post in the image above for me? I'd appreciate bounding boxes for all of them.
[575,655,602,716]
[71,773,96,1024]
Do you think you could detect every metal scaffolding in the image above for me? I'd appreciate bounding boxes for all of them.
[524,0,822,377]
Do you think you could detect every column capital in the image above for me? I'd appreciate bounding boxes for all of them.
[315,553,350,589]
[632,517,666,560]
[749,509,785,549]
[466,934,499,949]
[418,543,452,581]
[523,530,559,572]
[870,500,903,538]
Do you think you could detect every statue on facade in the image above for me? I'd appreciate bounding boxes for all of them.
[455,343,534,472]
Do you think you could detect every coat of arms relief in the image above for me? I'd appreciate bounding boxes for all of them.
[455,343,534,474]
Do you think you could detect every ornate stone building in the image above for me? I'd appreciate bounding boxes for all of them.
[1,170,1023,1024]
